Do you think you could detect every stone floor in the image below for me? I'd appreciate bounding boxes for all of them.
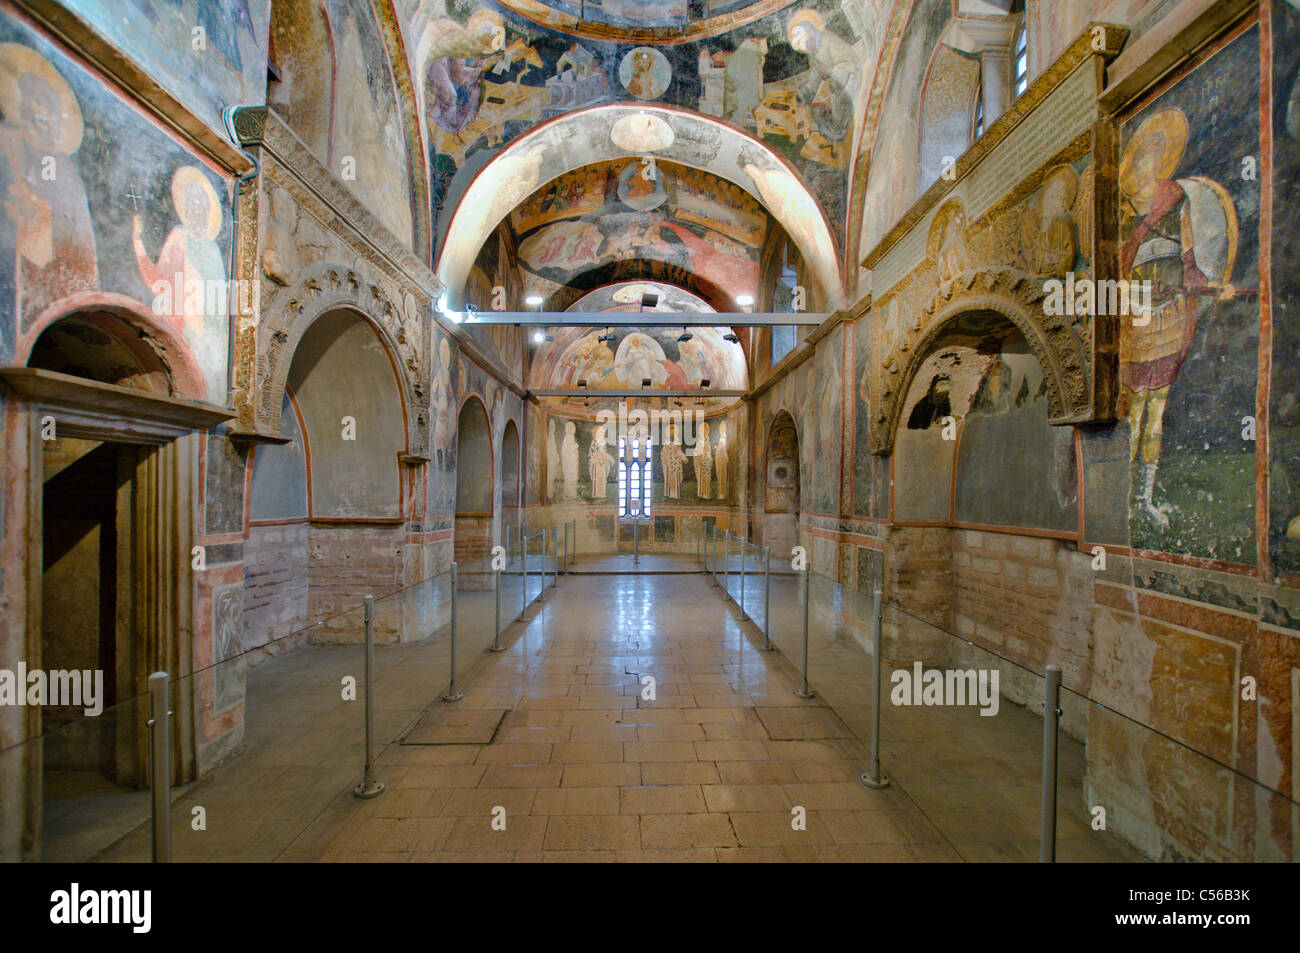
[56,559,1144,862]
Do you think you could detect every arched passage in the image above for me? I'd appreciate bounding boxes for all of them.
[764,410,800,558]
[455,396,495,567]
[436,104,844,309]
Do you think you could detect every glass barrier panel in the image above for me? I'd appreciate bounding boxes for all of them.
[1056,684,1296,862]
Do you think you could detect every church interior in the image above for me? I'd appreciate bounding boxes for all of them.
[1,0,1298,865]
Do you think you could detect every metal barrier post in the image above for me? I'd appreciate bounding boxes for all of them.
[538,531,547,602]
[444,563,464,701]
[860,587,889,789]
[761,547,773,651]
[712,524,719,585]
[491,550,505,652]
[794,564,816,699]
[552,526,559,588]
[739,539,746,615]
[522,534,529,614]
[723,531,729,598]
[633,514,640,564]
[354,595,385,797]
[1040,663,1062,862]
[563,521,570,575]
[147,671,172,862]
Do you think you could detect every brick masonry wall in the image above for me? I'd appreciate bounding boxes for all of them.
[242,523,310,653]
[951,530,1094,688]
[307,524,405,641]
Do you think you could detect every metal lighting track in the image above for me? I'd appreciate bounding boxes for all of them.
[447,311,824,326]
[531,389,746,398]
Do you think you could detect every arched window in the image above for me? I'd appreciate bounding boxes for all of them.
[618,428,653,517]
[1013,22,1029,97]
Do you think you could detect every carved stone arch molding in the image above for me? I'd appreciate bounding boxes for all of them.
[869,267,1094,456]
[246,261,431,460]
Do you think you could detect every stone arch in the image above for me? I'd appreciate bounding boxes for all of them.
[875,285,1081,457]
[435,104,844,309]
[17,293,208,401]
[250,261,429,459]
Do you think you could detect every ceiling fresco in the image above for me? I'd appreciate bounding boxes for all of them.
[400,0,887,280]
[567,281,715,312]
[528,320,746,413]
[506,156,772,304]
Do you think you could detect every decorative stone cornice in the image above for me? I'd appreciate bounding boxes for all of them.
[10,0,253,176]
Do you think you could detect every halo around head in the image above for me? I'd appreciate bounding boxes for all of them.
[172,166,222,239]
[0,43,83,154]
[1119,108,1189,196]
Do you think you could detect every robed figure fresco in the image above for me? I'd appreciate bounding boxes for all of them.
[0,43,98,332]
[1118,108,1239,526]
[423,11,506,135]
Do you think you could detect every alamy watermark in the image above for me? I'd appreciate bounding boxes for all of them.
[1042,272,1153,324]
[594,400,708,454]
[0,663,104,716]
[150,275,259,318]
[891,662,1000,717]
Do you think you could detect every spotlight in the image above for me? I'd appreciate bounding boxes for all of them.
[699,379,711,388]
[736,295,754,307]
[533,331,553,344]
[678,327,693,343]
[597,327,616,342]
[641,291,660,310]
[724,332,740,343]
[525,295,544,307]
[641,378,652,388]
[577,379,588,388]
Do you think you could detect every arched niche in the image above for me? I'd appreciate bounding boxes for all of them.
[28,311,175,395]
[287,308,405,519]
[500,418,521,511]
[455,395,495,567]
[764,409,800,557]
[917,43,981,194]
[891,314,1077,535]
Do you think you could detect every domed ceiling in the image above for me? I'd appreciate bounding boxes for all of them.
[528,279,746,416]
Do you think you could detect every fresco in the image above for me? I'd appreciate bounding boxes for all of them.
[64,0,267,136]
[429,325,459,516]
[810,323,842,513]
[857,0,946,260]
[567,281,714,313]
[1081,26,1261,565]
[529,324,746,409]
[510,157,768,302]
[0,20,232,399]
[954,336,1077,533]
[434,103,843,308]
[538,407,738,505]
[851,319,886,518]
[1270,0,1300,577]
[407,0,884,270]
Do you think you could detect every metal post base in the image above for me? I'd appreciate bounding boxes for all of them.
[759,642,774,652]
[442,689,464,702]
[859,771,891,789]
[793,688,817,699]
[353,779,386,799]
[489,644,507,653]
